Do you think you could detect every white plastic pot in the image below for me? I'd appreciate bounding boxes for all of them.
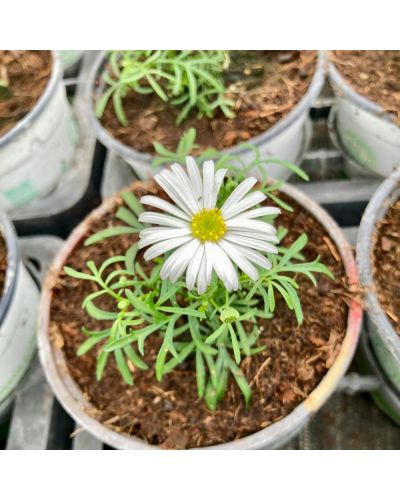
[0,51,79,211]
[57,50,84,77]
[329,61,400,178]
[0,214,39,405]
[88,51,325,181]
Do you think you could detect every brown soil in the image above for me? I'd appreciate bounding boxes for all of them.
[0,50,52,138]
[330,51,400,126]
[373,197,400,333]
[49,182,349,449]
[0,232,6,298]
[100,51,317,154]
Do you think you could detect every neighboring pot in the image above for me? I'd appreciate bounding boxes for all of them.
[88,51,325,181]
[328,59,400,178]
[327,106,382,179]
[38,180,362,450]
[358,327,400,426]
[357,167,400,393]
[0,51,79,211]
[57,50,84,78]
[0,213,39,412]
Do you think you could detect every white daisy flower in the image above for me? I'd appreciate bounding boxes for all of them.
[138,157,280,294]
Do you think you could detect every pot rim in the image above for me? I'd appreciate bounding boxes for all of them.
[38,179,362,449]
[86,50,326,163]
[0,213,19,325]
[328,55,398,127]
[0,51,62,149]
[356,167,400,365]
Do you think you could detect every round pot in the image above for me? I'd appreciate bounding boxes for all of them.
[328,60,400,178]
[0,213,39,413]
[357,167,400,393]
[38,180,362,449]
[87,51,325,181]
[327,106,382,179]
[57,50,84,78]
[358,326,400,426]
[0,51,79,211]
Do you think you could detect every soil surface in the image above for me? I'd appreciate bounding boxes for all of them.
[0,50,52,138]
[0,232,6,298]
[330,51,400,126]
[373,197,400,333]
[99,51,317,154]
[49,182,349,449]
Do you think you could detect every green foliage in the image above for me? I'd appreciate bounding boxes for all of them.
[64,188,332,409]
[96,50,235,126]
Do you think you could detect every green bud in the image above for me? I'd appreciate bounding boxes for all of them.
[118,299,129,310]
[220,307,239,324]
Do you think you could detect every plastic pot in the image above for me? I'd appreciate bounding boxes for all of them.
[87,51,325,181]
[358,327,400,426]
[57,50,84,78]
[0,51,79,211]
[0,213,40,409]
[328,61,400,178]
[38,180,362,449]
[357,167,400,393]
[327,106,382,179]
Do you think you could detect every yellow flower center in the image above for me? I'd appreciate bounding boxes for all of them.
[191,208,227,243]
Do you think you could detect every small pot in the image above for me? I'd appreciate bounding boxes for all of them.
[327,106,382,179]
[358,326,400,426]
[0,51,79,211]
[87,51,325,181]
[328,61,400,178]
[38,180,362,449]
[357,167,400,393]
[57,50,84,78]
[0,213,40,411]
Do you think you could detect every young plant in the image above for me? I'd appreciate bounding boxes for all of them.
[96,50,235,126]
[65,152,332,410]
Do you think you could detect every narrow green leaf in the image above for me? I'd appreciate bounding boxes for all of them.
[122,191,144,216]
[114,349,133,385]
[85,226,138,246]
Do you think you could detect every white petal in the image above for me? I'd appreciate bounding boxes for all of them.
[221,177,258,213]
[186,244,205,290]
[218,240,259,281]
[139,212,188,228]
[140,195,190,221]
[222,191,267,220]
[160,239,200,282]
[208,243,239,292]
[155,171,195,215]
[234,245,272,270]
[238,206,281,219]
[162,169,200,213]
[211,168,227,207]
[227,229,279,243]
[186,156,203,200]
[226,217,277,235]
[138,227,191,248]
[202,160,215,209]
[224,234,278,254]
[143,236,193,260]
[170,163,200,205]
[196,251,208,294]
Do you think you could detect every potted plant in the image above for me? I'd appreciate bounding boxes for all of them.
[38,144,361,449]
[0,212,39,416]
[0,50,79,211]
[88,50,325,180]
[357,167,400,411]
[328,50,400,178]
